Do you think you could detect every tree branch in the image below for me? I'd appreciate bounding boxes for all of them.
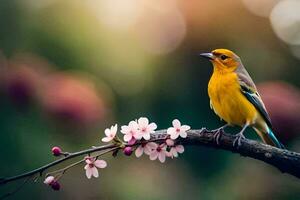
[1,128,300,187]
[174,129,300,179]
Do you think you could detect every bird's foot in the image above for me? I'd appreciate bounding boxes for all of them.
[211,125,227,145]
[233,132,246,148]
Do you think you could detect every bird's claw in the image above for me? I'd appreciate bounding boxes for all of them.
[233,133,245,148]
[212,128,225,145]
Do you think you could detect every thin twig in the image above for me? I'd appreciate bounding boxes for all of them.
[0,143,116,185]
[45,147,120,177]
[0,176,32,200]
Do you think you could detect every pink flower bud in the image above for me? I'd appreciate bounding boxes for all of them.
[128,138,136,145]
[44,176,55,185]
[51,181,61,191]
[123,147,133,156]
[51,146,62,156]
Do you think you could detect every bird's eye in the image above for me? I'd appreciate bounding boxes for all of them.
[220,55,229,60]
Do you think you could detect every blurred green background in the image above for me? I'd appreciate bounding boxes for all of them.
[1,0,300,199]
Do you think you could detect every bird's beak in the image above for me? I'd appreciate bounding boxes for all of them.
[199,53,214,60]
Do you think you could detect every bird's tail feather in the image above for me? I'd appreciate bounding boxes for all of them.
[254,127,285,149]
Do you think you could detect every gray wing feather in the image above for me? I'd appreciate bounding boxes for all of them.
[236,64,273,128]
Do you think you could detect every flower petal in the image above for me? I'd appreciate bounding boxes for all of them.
[172,119,181,128]
[112,124,118,134]
[104,128,110,136]
[143,133,151,140]
[94,160,107,168]
[170,132,179,140]
[149,151,158,160]
[176,145,184,153]
[180,131,187,138]
[135,146,144,157]
[138,117,149,127]
[166,139,174,146]
[148,123,157,131]
[91,167,99,178]
[101,137,112,142]
[121,125,129,134]
[181,125,191,131]
[85,168,92,179]
[146,142,158,150]
[158,152,166,163]
[44,176,55,185]
[165,151,172,157]
[129,120,138,129]
[133,132,143,140]
[167,127,175,135]
[171,148,178,157]
[124,134,132,142]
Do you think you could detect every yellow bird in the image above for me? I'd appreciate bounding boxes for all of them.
[200,49,284,148]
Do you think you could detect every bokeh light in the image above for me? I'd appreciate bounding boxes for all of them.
[270,0,300,45]
[86,0,141,31]
[41,73,106,127]
[242,0,280,18]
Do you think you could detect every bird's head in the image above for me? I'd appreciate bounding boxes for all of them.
[200,49,241,72]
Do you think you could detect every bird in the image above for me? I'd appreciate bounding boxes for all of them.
[200,48,284,148]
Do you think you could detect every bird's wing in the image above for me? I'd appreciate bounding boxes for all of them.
[236,64,273,128]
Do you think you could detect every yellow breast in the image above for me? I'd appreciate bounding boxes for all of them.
[208,71,257,126]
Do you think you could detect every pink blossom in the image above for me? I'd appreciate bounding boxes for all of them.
[84,156,107,179]
[167,145,184,158]
[137,117,157,140]
[121,120,141,142]
[102,124,118,142]
[135,142,157,157]
[167,119,190,140]
[149,143,168,163]
[165,139,185,158]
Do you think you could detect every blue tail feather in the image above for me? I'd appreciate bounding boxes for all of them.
[267,128,285,149]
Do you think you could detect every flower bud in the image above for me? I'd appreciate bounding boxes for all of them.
[44,176,55,185]
[128,138,136,145]
[51,181,61,191]
[51,146,62,156]
[123,147,133,156]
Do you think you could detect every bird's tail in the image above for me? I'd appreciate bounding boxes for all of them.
[254,127,285,149]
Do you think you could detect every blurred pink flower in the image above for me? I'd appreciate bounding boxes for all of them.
[167,119,190,140]
[84,156,107,179]
[102,124,118,142]
[135,142,157,158]
[41,73,105,126]
[121,120,142,142]
[149,143,167,163]
[1,54,53,108]
[258,81,300,143]
[2,65,38,107]
[137,117,157,140]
